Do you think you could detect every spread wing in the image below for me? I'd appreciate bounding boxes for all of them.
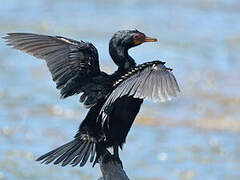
[4,33,108,107]
[100,60,180,122]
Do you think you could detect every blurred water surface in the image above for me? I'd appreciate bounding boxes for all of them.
[1,0,240,179]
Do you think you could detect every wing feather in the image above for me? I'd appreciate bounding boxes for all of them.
[3,33,109,107]
[100,61,180,123]
[160,76,167,101]
[151,71,159,101]
[133,70,151,99]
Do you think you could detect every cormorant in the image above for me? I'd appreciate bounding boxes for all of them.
[3,30,180,167]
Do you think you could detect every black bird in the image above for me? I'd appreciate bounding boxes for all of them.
[3,30,180,167]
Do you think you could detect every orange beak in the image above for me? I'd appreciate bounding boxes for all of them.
[143,36,158,42]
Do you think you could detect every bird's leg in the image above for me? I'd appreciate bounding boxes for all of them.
[101,145,123,168]
[113,145,119,158]
[113,145,123,168]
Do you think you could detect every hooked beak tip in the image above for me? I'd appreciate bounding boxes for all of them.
[144,37,158,42]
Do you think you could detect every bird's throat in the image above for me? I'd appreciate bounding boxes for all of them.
[109,45,136,71]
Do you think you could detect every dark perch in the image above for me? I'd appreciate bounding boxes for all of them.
[98,150,129,180]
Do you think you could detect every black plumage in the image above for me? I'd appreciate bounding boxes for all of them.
[3,30,180,167]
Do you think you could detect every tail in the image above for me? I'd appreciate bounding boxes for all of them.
[36,137,98,167]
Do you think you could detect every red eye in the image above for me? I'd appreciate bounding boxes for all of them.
[133,34,142,40]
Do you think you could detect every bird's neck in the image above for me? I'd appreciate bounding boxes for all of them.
[109,43,136,72]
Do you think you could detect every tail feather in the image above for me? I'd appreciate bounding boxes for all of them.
[71,141,90,167]
[80,143,92,167]
[71,156,81,167]
[36,138,97,167]
[36,140,75,162]
[61,141,85,166]
[54,142,81,165]
[42,141,76,164]
[70,141,88,166]
[90,143,96,163]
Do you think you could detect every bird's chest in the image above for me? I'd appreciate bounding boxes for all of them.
[107,96,143,131]
[104,96,143,145]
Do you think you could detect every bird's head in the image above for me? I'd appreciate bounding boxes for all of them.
[109,30,157,69]
[110,30,157,49]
